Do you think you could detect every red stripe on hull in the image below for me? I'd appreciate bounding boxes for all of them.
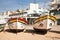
[8,18,27,24]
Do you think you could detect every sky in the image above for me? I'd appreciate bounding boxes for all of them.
[0,0,50,13]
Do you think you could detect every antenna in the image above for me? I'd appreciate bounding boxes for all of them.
[42,0,46,13]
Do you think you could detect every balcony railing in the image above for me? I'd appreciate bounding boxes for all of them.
[50,1,56,5]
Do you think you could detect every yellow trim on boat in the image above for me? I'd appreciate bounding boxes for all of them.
[34,15,56,23]
[8,20,26,24]
[18,20,26,23]
[9,20,17,23]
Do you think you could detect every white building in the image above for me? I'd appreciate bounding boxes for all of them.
[50,0,60,25]
[50,0,60,10]
[27,3,49,16]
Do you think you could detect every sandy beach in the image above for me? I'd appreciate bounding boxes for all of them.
[0,29,60,40]
[0,25,60,40]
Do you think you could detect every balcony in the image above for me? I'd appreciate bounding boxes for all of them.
[50,1,57,5]
[50,7,57,10]
[57,0,60,4]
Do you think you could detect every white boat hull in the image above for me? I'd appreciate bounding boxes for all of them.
[8,18,27,30]
[33,15,56,30]
[8,22,25,30]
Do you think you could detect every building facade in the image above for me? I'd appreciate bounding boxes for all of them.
[50,0,60,25]
[50,0,60,10]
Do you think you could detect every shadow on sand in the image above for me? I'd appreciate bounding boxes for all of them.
[49,30,60,34]
[4,29,60,35]
[5,29,24,34]
[4,29,47,35]
[24,29,47,35]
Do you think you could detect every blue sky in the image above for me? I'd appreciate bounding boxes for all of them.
[0,0,49,13]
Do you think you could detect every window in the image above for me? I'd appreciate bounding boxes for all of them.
[57,19,60,25]
[27,18,34,25]
[33,10,36,13]
[57,5,60,8]
[50,10,60,15]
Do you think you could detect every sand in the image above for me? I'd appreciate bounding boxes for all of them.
[0,30,60,40]
[0,24,60,40]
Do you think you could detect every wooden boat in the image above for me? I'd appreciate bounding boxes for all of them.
[8,17,27,30]
[33,15,56,33]
[0,16,7,31]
